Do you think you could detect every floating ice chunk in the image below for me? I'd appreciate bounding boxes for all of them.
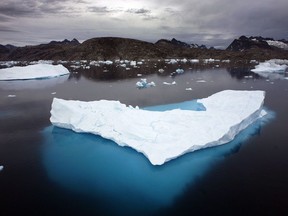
[251,59,288,79]
[158,69,165,73]
[7,95,16,97]
[197,80,206,83]
[168,59,177,64]
[222,60,230,63]
[0,61,20,67]
[89,61,100,66]
[130,61,137,66]
[104,60,113,65]
[30,60,53,65]
[0,165,3,171]
[163,81,176,85]
[50,90,266,165]
[0,64,69,81]
[70,65,81,69]
[181,58,188,63]
[185,88,193,91]
[204,58,215,63]
[252,60,288,73]
[136,79,156,88]
[171,69,184,76]
[57,60,68,64]
[175,68,184,74]
[190,59,199,63]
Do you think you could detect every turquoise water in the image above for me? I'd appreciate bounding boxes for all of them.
[42,101,273,215]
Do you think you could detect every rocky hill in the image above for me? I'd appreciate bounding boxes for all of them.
[0,36,287,61]
[66,37,166,60]
[226,36,288,51]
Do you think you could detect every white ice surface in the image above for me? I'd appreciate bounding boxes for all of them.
[50,90,266,165]
[0,165,3,171]
[0,64,69,81]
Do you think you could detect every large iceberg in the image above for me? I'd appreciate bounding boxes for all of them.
[0,64,69,81]
[50,90,266,165]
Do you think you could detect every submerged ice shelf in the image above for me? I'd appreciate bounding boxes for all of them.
[50,90,266,165]
[0,64,69,81]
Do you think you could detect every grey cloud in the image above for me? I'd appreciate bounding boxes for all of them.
[172,0,288,41]
[0,26,20,32]
[0,0,84,18]
[0,14,12,22]
[87,6,113,13]
[0,0,287,47]
[0,1,39,17]
[126,8,151,14]
[142,15,159,21]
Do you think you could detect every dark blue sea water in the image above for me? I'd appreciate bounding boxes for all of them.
[1,62,288,215]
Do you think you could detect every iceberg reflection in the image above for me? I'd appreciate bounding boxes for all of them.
[0,74,69,90]
[42,101,273,215]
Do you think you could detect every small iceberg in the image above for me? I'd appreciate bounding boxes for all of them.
[171,68,184,76]
[0,64,70,81]
[50,90,266,165]
[0,165,3,171]
[176,68,184,74]
[136,79,156,88]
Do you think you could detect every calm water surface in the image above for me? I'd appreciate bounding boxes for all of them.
[0,61,288,215]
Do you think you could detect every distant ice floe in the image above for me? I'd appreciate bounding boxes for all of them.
[30,60,54,65]
[0,61,20,68]
[104,60,113,65]
[0,165,3,171]
[190,59,200,63]
[167,59,178,64]
[130,61,137,66]
[136,79,156,88]
[0,64,70,81]
[204,58,216,63]
[171,68,184,76]
[251,59,288,80]
[50,90,266,165]
[163,81,177,85]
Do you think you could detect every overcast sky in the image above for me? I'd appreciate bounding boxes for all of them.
[0,0,287,48]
